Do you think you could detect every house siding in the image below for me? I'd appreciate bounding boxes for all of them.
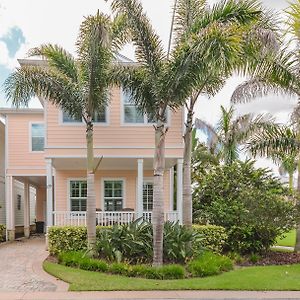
[0,122,5,225]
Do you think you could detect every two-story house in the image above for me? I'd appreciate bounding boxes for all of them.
[0,57,185,241]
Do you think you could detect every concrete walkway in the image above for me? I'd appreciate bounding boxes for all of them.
[0,235,68,292]
[1,290,300,300]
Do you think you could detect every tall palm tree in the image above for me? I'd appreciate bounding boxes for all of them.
[111,0,266,265]
[195,105,275,165]
[170,0,279,226]
[4,12,126,255]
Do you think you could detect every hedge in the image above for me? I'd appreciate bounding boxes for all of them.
[48,224,227,255]
[0,225,5,242]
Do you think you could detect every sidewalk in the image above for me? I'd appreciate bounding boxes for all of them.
[1,291,300,300]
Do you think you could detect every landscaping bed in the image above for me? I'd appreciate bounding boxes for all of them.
[239,251,300,266]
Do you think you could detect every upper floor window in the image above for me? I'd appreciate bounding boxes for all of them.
[122,89,168,124]
[31,123,45,152]
[62,107,107,124]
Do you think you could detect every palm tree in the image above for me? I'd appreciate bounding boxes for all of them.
[4,12,126,255]
[195,105,275,165]
[170,0,279,226]
[111,0,267,265]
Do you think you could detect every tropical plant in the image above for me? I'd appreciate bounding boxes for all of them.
[4,12,127,255]
[171,0,279,227]
[195,105,275,165]
[193,160,300,253]
[111,0,270,264]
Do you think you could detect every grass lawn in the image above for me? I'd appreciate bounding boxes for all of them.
[275,230,296,248]
[44,261,300,291]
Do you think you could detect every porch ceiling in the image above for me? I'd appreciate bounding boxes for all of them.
[52,157,178,171]
[15,176,46,188]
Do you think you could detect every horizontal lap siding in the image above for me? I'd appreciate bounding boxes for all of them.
[54,169,171,212]
[7,114,45,170]
[46,87,184,153]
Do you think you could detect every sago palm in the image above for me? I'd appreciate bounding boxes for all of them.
[111,0,268,265]
[170,0,279,226]
[4,12,126,255]
[195,105,275,165]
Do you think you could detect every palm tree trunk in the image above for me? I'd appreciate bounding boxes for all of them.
[293,161,300,252]
[152,119,166,267]
[86,120,96,256]
[182,107,193,227]
[289,171,294,192]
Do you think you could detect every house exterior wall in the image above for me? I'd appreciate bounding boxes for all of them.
[54,169,170,212]
[6,113,45,176]
[45,86,184,158]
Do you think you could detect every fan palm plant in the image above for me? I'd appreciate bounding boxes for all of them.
[111,0,268,265]
[4,12,127,255]
[195,105,275,165]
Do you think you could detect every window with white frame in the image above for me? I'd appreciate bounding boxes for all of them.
[70,180,87,211]
[122,89,168,124]
[143,181,153,211]
[104,180,123,211]
[62,107,107,123]
[31,123,45,151]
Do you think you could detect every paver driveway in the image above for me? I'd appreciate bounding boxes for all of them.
[0,235,68,292]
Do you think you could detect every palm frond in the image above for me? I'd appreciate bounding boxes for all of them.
[111,0,164,72]
[194,118,219,149]
[29,44,78,83]
[76,11,113,116]
[286,0,300,42]
[4,66,83,118]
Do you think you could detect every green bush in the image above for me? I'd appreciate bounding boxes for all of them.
[0,225,5,242]
[192,225,227,253]
[187,252,233,277]
[193,160,300,253]
[58,251,185,279]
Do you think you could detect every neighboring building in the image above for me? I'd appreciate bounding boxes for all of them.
[0,58,184,241]
[0,119,37,238]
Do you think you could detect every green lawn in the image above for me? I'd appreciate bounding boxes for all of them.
[44,261,300,291]
[275,230,296,248]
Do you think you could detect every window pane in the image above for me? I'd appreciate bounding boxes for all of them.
[124,106,144,123]
[104,180,123,211]
[93,107,106,123]
[62,111,82,123]
[143,182,153,211]
[80,182,87,198]
[71,199,80,211]
[123,90,134,104]
[31,124,44,151]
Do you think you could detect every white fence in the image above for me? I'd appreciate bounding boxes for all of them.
[53,211,179,226]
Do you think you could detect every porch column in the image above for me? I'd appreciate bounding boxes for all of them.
[137,159,144,218]
[46,159,53,227]
[23,180,30,238]
[177,159,183,224]
[5,175,15,241]
[169,167,174,211]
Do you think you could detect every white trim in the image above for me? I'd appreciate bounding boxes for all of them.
[135,176,153,213]
[46,159,53,226]
[58,108,109,127]
[169,167,174,211]
[0,108,44,115]
[5,116,8,174]
[29,122,45,153]
[176,159,183,224]
[67,178,87,211]
[46,154,183,159]
[120,87,171,127]
[101,178,126,211]
[8,167,46,170]
[137,159,143,218]
[45,145,184,149]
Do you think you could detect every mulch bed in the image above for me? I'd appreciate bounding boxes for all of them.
[46,255,58,264]
[239,251,300,266]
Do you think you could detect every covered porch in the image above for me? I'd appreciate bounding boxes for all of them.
[48,156,184,227]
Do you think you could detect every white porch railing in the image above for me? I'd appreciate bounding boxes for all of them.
[53,211,179,226]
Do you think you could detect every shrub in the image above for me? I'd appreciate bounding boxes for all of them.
[192,225,227,253]
[109,262,129,275]
[0,225,5,242]
[193,160,300,254]
[187,252,233,277]
[158,264,185,279]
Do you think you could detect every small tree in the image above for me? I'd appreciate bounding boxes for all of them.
[193,160,300,253]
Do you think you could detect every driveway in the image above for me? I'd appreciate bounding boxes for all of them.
[0,235,68,292]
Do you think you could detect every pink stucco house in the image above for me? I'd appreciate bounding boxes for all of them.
[0,58,184,241]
